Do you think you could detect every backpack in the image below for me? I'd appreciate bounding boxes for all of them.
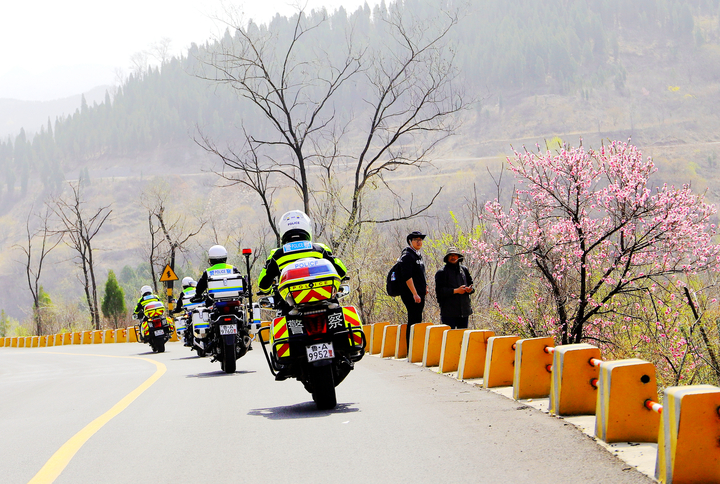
[386,260,403,297]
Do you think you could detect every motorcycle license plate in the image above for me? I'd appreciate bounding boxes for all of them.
[306,342,334,362]
[220,324,237,335]
[154,329,165,336]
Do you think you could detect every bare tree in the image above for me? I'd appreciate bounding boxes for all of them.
[149,37,173,65]
[52,182,111,330]
[196,4,466,250]
[15,206,63,335]
[142,184,206,288]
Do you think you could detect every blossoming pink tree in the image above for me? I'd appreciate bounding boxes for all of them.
[482,140,720,345]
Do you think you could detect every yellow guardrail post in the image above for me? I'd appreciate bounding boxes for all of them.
[115,328,127,343]
[127,326,139,343]
[103,329,116,343]
[394,324,408,359]
[361,324,372,351]
[438,329,468,373]
[456,329,495,380]
[422,324,450,367]
[39,336,47,347]
[53,334,62,346]
[72,332,81,345]
[483,335,520,388]
[370,322,390,355]
[92,330,103,344]
[82,331,92,344]
[381,325,400,357]
[655,385,720,483]
[513,337,554,400]
[407,322,433,363]
[595,358,659,443]
[550,343,601,416]
[31,336,39,348]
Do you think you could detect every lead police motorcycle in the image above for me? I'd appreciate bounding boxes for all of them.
[199,267,253,373]
[257,258,366,410]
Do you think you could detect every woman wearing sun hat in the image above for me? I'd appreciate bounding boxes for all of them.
[434,246,474,329]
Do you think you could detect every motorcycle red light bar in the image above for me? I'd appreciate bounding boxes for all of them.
[242,248,252,254]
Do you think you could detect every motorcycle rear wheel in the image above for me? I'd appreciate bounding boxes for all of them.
[156,339,165,353]
[310,364,336,410]
[221,340,236,373]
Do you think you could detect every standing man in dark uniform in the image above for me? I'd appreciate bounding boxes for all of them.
[399,231,427,347]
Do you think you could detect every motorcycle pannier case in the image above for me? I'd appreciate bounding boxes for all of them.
[278,259,341,306]
[207,273,244,300]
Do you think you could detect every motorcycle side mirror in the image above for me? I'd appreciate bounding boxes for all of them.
[337,284,350,299]
[258,297,274,308]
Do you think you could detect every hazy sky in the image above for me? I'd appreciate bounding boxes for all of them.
[0,0,379,101]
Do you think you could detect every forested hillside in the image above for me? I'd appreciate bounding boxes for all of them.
[1,0,716,204]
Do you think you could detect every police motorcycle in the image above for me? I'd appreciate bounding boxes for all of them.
[199,267,253,373]
[174,281,210,357]
[257,258,366,410]
[135,300,173,353]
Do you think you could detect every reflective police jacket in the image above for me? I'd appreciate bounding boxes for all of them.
[194,263,242,300]
[257,240,347,294]
[134,293,160,319]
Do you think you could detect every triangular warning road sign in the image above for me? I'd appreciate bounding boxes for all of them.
[159,264,179,282]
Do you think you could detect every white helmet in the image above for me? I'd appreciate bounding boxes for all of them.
[208,245,228,264]
[140,285,152,296]
[181,276,195,288]
[278,210,312,244]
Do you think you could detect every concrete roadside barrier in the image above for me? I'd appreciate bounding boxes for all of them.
[422,324,451,367]
[381,325,399,357]
[438,329,468,373]
[44,335,53,347]
[550,343,601,416]
[72,332,81,345]
[595,358,659,443]
[362,325,372,352]
[394,324,408,359]
[655,385,720,484]
[103,329,116,343]
[456,330,495,380]
[513,336,554,400]
[92,331,103,344]
[11,337,19,347]
[116,328,127,343]
[370,322,390,355]
[38,336,47,347]
[483,335,520,388]
[61,333,71,345]
[54,334,64,346]
[18,337,25,348]
[31,336,39,348]
[127,326,139,343]
[408,322,433,363]
[82,331,92,344]
[1,337,7,347]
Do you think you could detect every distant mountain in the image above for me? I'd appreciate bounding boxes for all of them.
[0,86,112,139]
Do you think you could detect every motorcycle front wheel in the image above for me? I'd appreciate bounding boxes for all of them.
[309,364,336,410]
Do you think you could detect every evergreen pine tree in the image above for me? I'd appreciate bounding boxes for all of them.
[102,270,127,328]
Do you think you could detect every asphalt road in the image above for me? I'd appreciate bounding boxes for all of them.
[0,342,655,484]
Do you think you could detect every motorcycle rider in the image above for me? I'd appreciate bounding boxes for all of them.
[193,245,243,302]
[257,210,347,300]
[133,285,161,320]
[172,276,197,314]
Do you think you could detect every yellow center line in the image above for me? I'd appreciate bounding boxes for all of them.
[28,352,167,484]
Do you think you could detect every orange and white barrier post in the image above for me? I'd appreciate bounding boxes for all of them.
[594,358,659,443]
[394,324,408,359]
[407,322,432,363]
[127,326,139,343]
[513,336,554,400]
[655,385,720,483]
[438,329,468,373]
[92,330,103,344]
[381,325,400,358]
[483,335,519,388]
[115,328,127,343]
[103,329,116,343]
[370,322,390,355]
[456,330,495,380]
[422,324,450,367]
[550,343,601,416]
